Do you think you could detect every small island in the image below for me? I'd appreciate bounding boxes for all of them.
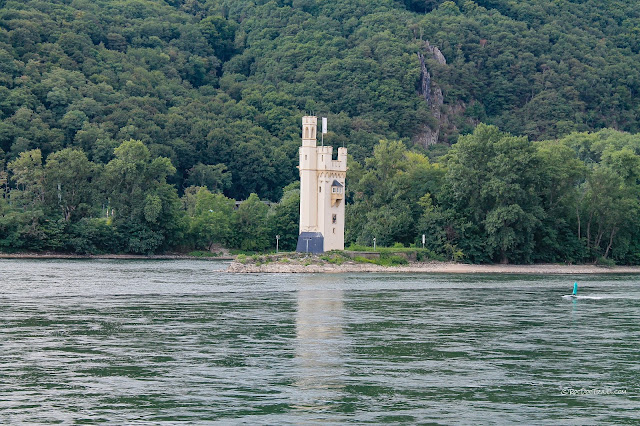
[228,251,640,274]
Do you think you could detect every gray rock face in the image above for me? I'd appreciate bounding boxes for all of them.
[416,43,446,147]
[425,40,446,65]
[417,52,432,106]
[414,124,439,147]
[415,41,476,148]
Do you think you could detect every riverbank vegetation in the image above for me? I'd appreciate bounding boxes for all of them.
[4,126,636,264]
[235,250,414,267]
[346,127,640,264]
[1,1,640,263]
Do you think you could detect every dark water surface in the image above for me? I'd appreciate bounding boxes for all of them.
[1,260,638,423]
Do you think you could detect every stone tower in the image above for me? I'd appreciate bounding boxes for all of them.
[296,116,347,253]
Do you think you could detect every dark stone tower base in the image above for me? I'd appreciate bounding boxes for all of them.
[296,232,324,254]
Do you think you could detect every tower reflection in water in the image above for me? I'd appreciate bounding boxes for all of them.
[293,275,347,411]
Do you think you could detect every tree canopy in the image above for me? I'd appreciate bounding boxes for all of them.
[3,0,640,201]
[2,0,640,263]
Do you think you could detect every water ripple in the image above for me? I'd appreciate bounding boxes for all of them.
[0,260,638,423]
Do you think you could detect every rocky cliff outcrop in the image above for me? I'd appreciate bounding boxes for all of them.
[414,41,477,147]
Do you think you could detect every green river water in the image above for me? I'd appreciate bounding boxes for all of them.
[0,259,638,423]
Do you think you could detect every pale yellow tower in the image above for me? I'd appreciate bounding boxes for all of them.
[297,116,347,253]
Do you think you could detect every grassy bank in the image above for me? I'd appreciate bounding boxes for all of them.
[234,248,442,267]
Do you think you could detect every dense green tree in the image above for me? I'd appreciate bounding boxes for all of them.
[346,139,445,247]
[551,129,640,263]
[184,162,231,193]
[7,149,44,209]
[533,140,586,262]
[578,164,639,260]
[440,124,543,263]
[43,148,96,221]
[266,182,300,252]
[102,139,184,253]
[186,186,235,250]
[65,217,120,255]
[231,192,269,251]
[199,15,238,62]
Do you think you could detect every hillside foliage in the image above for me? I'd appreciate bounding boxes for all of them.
[1,0,640,262]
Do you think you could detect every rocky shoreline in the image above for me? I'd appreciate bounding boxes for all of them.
[227,260,640,274]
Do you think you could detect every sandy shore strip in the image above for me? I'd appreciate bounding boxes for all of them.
[2,253,638,274]
[227,260,640,274]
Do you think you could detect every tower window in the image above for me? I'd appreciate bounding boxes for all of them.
[332,214,337,224]
[305,155,307,160]
[319,186,321,192]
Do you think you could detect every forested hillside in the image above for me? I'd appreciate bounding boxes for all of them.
[3,0,640,196]
[1,0,640,262]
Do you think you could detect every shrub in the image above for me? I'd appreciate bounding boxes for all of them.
[386,254,408,265]
[595,256,615,267]
[354,256,376,264]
